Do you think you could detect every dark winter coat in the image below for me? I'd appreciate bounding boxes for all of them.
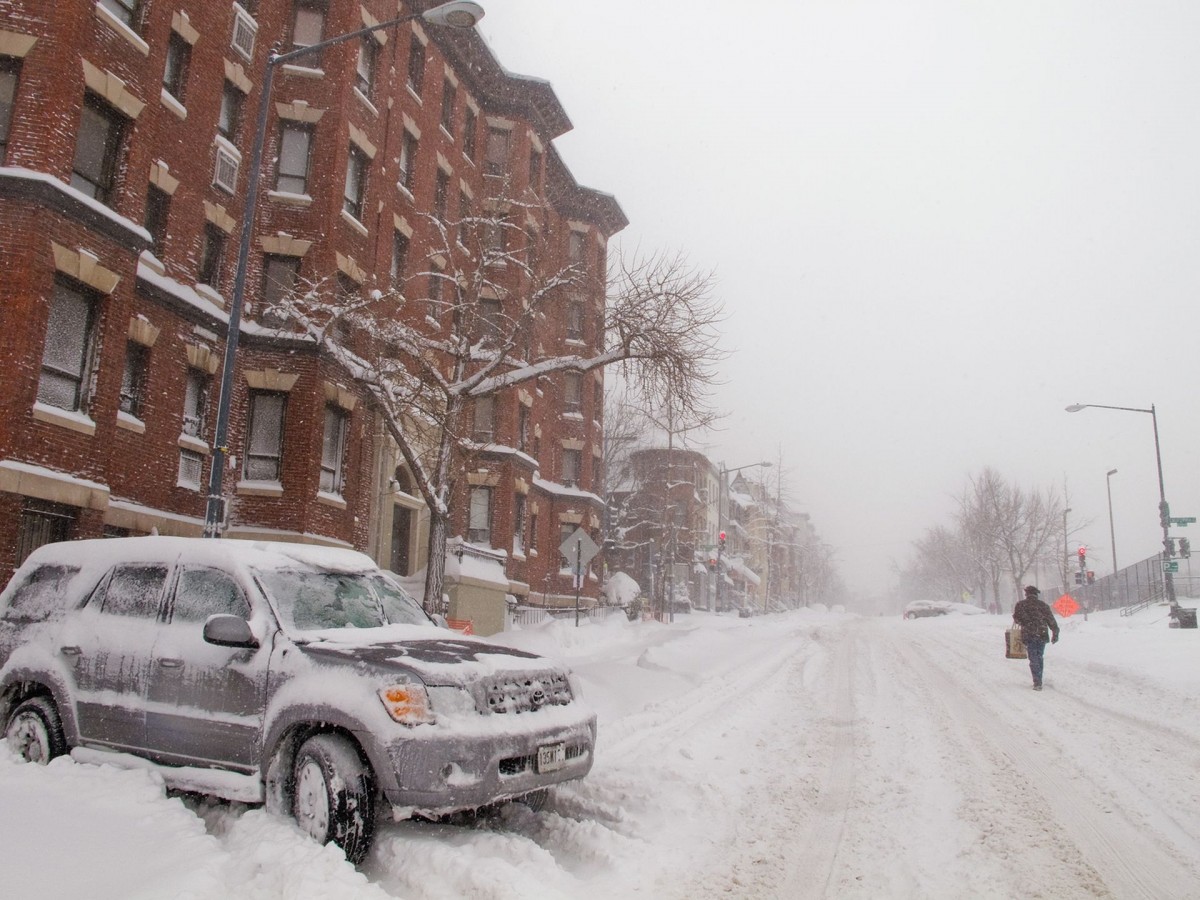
[1013,597,1060,643]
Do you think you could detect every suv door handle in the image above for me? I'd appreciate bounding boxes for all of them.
[157,658,184,668]
[60,646,81,657]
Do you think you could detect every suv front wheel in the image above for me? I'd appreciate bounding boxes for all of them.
[5,696,67,764]
[292,733,376,864]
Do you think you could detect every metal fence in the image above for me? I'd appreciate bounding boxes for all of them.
[510,605,627,628]
[1073,553,1183,613]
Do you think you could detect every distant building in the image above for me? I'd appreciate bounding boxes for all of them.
[0,0,625,630]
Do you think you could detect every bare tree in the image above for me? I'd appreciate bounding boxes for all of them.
[267,211,724,610]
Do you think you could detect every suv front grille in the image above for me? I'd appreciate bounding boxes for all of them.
[482,671,572,714]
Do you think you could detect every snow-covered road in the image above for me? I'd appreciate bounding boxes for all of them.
[4,606,1198,899]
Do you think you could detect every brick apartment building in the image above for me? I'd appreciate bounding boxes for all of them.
[0,0,625,631]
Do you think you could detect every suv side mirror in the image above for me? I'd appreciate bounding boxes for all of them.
[431,613,449,629]
[203,614,259,648]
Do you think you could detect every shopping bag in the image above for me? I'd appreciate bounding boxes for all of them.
[1005,627,1027,659]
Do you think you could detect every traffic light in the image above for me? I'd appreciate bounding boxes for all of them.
[1077,546,1087,567]
[1166,538,1176,557]
[1086,571,1095,585]
[1181,538,1191,559]
[718,530,726,549]
[708,556,717,572]
[1160,501,1171,530]
[1074,572,1083,585]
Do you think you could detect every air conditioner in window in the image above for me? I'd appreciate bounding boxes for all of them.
[231,6,257,61]
[213,146,239,194]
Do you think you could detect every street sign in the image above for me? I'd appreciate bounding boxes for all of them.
[1162,560,1180,573]
[1170,517,1197,526]
[559,527,600,570]
[1054,594,1080,618]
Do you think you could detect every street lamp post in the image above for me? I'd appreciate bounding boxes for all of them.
[203,1,485,536]
[1062,506,1071,591]
[714,460,771,612]
[1066,403,1176,607]
[1106,468,1119,576]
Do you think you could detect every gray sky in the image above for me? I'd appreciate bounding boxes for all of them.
[480,0,1200,597]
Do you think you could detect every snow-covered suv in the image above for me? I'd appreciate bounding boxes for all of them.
[0,537,596,862]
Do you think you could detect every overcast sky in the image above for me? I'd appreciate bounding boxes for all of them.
[479,0,1200,598]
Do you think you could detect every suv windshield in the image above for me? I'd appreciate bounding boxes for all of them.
[256,569,432,633]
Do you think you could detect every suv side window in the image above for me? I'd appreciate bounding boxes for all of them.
[171,567,251,622]
[93,565,169,618]
[1,565,82,622]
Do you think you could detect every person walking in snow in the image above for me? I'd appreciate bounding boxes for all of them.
[1013,585,1059,690]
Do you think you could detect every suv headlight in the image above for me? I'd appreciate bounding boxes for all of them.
[378,683,435,726]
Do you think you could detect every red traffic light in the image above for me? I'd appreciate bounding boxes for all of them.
[719,531,726,541]
[1077,546,1087,559]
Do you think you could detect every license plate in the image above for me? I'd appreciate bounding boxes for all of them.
[537,742,566,773]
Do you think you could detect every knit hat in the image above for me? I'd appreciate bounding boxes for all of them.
[1024,585,1040,596]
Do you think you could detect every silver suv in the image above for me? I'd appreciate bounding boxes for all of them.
[0,537,596,862]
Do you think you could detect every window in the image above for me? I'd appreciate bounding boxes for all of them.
[96,565,168,618]
[276,123,313,194]
[213,145,239,193]
[427,271,443,320]
[391,231,409,285]
[172,568,251,622]
[119,342,149,418]
[440,78,455,133]
[99,0,139,28]
[38,279,96,413]
[434,169,449,221]
[262,254,301,322]
[71,94,125,204]
[528,147,541,189]
[198,225,226,289]
[231,4,258,60]
[218,82,243,140]
[513,493,526,555]
[163,31,191,102]
[356,35,377,97]
[562,448,582,487]
[473,396,494,442]
[479,298,502,343]
[529,512,538,552]
[484,215,506,253]
[468,486,491,544]
[457,190,471,245]
[406,35,425,93]
[564,372,583,413]
[16,500,76,567]
[144,185,170,254]
[462,106,477,161]
[517,404,529,452]
[181,368,209,439]
[244,390,286,481]
[178,448,203,489]
[566,298,584,341]
[398,130,417,192]
[320,404,348,494]
[484,126,509,177]
[291,1,326,61]
[343,145,368,220]
[569,230,586,265]
[0,59,18,162]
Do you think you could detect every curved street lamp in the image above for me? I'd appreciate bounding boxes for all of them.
[1065,403,1175,607]
[204,2,486,536]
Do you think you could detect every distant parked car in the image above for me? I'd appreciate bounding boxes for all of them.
[903,600,951,619]
[1,537,596,863]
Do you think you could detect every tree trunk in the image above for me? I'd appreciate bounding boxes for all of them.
[423,511,448,614]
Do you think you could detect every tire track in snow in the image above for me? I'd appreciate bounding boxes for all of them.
[780,625,858,899]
